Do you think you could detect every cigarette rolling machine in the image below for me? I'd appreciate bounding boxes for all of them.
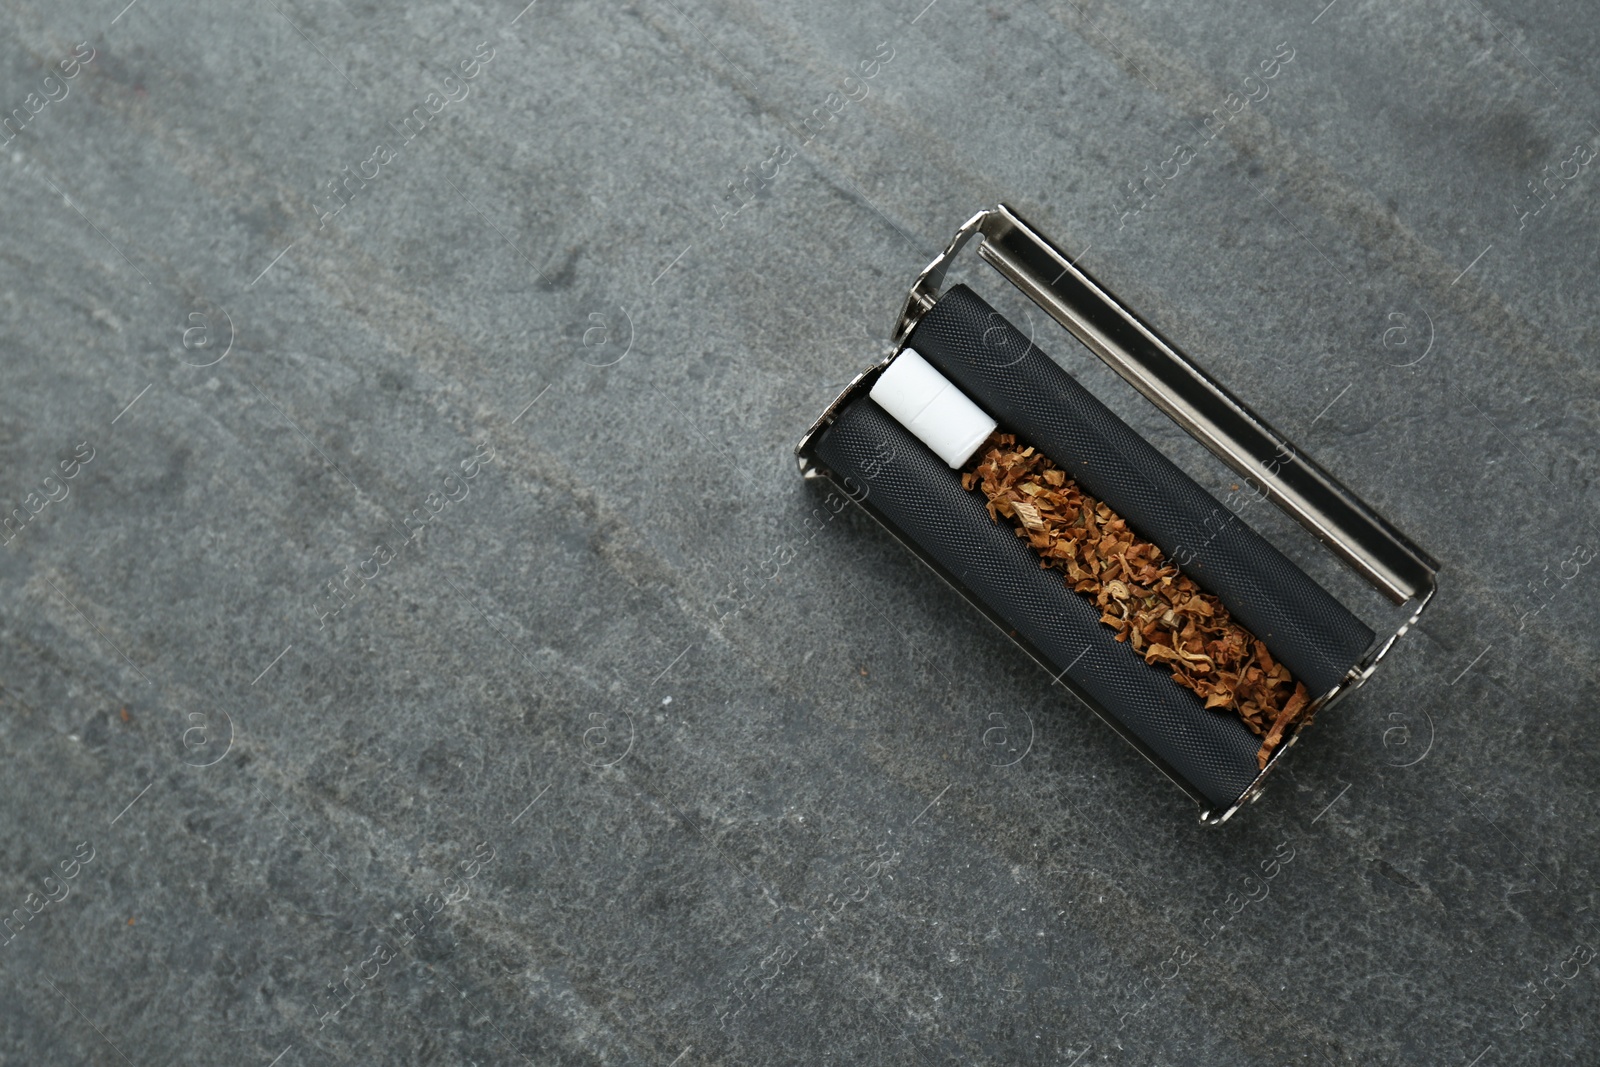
[795,205,1438,822]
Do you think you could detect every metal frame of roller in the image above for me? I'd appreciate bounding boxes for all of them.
[795,204,1439,824]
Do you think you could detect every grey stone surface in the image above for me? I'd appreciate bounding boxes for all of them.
[1,0,1597,1063]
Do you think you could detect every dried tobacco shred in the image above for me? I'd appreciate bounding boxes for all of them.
[962,432,1309,769]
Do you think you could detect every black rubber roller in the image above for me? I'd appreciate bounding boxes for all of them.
[907,285,1374,696]
[814,396,1263,810]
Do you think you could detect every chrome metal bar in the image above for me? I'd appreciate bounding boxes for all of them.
[972,204,1438,605]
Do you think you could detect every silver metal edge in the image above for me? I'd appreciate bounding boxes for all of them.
[892,208,992,347]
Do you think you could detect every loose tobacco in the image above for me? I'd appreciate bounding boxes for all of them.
[962,433,1309,769]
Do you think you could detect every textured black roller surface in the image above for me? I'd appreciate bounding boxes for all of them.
[814,397,1263,810]
[908,284,1374,696]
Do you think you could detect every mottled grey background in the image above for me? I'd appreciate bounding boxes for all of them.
[1,0,1596,1064]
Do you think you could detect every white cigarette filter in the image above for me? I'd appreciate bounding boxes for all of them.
[868,348,998,469]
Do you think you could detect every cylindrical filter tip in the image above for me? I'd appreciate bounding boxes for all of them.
[868,348,997,468]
